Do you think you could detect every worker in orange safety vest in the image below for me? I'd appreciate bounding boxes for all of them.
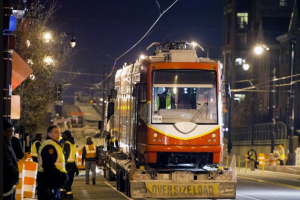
[82,136,98,185]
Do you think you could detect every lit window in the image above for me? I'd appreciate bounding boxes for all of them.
[237,13,248,29]
[280,0,287,6]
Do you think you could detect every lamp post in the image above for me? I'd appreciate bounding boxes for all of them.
[64,32,76,48]
[253,44,276,154]
[288,38,296,165]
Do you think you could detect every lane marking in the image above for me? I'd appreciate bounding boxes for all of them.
[237,193,262,200]
[104,182,133,200]
[239,176,300,190]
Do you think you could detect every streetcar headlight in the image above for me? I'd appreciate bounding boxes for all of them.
[153,133,158,137]
[213,139,216,142]
[153,138,156,142]
[208,139,211,143]
[212,133,216,138]
[158,138,162,142]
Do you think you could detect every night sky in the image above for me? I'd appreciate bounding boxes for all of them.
[50,0,224,103]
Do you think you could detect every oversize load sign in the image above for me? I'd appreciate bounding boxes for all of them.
[146,183,219,197]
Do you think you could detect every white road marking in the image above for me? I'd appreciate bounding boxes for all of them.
[237,193,262,200]
[104,182,133,200]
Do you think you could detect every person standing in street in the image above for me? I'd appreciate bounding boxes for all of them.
[247,146,258,171]
[37,125,68,200]
[82,136,98,185]
[11,134,24,160]
[31,133,43,163]
[61,130,79,199]
[278,144,285,165]
[3,119,19,200]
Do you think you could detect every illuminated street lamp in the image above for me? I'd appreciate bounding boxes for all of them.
[44,56,54,65]
[254,44,269,55]
[64,32,76,48]
[243,63,250,71]
[43,32,52,43]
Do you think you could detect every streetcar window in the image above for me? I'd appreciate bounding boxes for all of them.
[152,70,218,124]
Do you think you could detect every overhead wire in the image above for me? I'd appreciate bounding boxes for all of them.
[95,0,179,88]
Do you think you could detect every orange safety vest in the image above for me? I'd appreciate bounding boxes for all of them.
[85,144,97,159]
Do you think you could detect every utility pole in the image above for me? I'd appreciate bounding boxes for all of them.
[3,0,15,122]
[102,65,107,120]
[271,66,276,154]
[288,38,296,165]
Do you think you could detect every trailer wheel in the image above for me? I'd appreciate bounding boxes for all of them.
[124,171,131,197]
[105,166,113,181]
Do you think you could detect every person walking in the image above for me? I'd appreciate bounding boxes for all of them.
[247,146,258,171]
[82,136,98,185]
[31,133,42,163]
[37,125,68,200]
[61,130,79,199]
[278,144,285,166]
[3,119,19,200]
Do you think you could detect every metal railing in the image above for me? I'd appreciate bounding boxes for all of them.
[225,121,287,146]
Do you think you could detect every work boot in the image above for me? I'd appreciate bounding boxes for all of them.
[92,178,96,185]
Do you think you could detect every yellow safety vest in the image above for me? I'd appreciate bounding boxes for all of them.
[38,139,67,173]
[248,150,256,160]
[279,148,285,160]
[31,140,41,157]
[65,141,77,163]
[85,144,97,158]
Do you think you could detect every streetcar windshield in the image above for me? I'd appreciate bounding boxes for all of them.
[152,70,217,124]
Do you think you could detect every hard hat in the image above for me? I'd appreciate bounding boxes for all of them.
[279,144,282,148]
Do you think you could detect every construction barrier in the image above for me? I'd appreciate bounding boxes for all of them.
[77,148,85,170]
[264,154,269,165]
[257,153,265,167]
[16,158,25,200]
[23,158,38,198]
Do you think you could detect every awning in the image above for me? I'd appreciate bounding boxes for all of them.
[12,50,33,91]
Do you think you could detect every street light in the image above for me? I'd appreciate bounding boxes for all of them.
[253,44,276,154]
[64,32,76,48]
[243,63,250,71]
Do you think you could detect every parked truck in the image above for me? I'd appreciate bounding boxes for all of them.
[100,41,236,199]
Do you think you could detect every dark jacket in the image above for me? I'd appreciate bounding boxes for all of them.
[37,138,68,188]
[82,140,98,162]
[63,137,79,173]
[3,138,19,193]
[11,136,24,160]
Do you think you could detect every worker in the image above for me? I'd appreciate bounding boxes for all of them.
[37,125,68,200]
[82,136,98,185]
[278,144,285,165]
[61,130,79,199]
[3,119,19,200]
[31,133,43,163]
[247,146,258,171]
[157,87,174,110]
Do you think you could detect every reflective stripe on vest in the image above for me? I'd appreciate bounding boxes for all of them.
[31,141,40,157]
[279,148,285,160]
[65,141,76,163]
[85,144,97,158]
[38,139,67,173]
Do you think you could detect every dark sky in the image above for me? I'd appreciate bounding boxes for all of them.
[49,0,224,103]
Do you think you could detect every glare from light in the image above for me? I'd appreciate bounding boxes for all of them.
[43,32,52,43]
[191,42,197,48]
[173,87,177,94]
[26,40,30,47]
[243,63,250,71]
[29,74,35,80]
[27,59,33,65]
[254,45,263,55]
[140,54,145,59]
[44,56,54,65]
[100,98,103,101]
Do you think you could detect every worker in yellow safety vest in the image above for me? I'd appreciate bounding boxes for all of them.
[37,125,68,200]
[157,88,174,110]
[31,133,42,163]
[278,144,285,165]
[61,130,79,199]
[247,146,258,171]
[82,136,98,185]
